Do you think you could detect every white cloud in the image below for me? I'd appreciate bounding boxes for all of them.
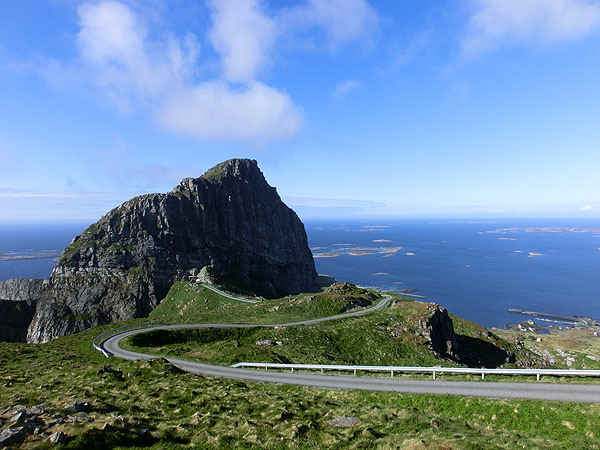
[158,81,301,141]
[28,1,378,144]
[0,189,132,222]
[582,204,593,211]
[77,1,199,112]
[282,0,379,48]
[0,191,80,199]
[74,1,300,141]
[333,80,361,98]
[463,0,600,57]
[207,0,276,83]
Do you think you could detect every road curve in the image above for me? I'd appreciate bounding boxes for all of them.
[98,295,600,402]
[201,284,259,303]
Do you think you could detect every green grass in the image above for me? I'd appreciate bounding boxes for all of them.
[128,284,535,373]
[126,311,454,368]
[2,284,600,448]
[201,165,226,182]
[149,282,382,325]
[1,326,600,449]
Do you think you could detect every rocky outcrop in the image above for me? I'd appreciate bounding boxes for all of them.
[387,301,515,367]
[0,278,41,342]
[413,304,460,360]
[385,303,461,359]
[0,299,36,342]
[3,159,319,343]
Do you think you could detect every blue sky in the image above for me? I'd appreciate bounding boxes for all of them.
[1,0,600,222]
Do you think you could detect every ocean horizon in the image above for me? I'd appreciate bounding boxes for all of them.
[1,218,598,329]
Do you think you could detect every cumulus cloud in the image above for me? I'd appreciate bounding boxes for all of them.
[74,0,299,141]
[77,1,199,111]
[582,204,593,211]
[463,0,600,57]
[158,81,301,141]
[333,80,361,98]
[47,1,378,143]
[207,0,276,83]
[281,0,378,48]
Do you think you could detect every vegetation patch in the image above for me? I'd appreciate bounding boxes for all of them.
[130,290,536,371]
[149,282,381,325]
[201,165,226,182]
[496,329,600,370]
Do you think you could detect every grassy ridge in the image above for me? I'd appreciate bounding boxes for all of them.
[132,284,524,369]
[127,310,453,368]
[149,282,382,324]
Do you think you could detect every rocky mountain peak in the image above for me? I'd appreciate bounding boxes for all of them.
[2,159,319,343]
[202,158,263,182]
[171,159,274,202]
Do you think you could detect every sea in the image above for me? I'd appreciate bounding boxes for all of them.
[1,219,599,329]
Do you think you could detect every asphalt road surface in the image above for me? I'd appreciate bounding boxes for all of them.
[98,295,600,402]
[201,284,259,303]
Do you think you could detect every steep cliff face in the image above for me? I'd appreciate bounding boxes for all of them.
[0,278,43,301]
[0,300,37,342]
[19,159,319,342]
[0,278,42,342]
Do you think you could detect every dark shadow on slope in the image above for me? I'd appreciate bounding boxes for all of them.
[455,335,515,368]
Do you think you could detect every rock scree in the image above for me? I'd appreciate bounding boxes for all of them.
[0,159,319,343]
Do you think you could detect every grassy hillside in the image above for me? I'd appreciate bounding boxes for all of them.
[133,282,534,370]
[1,327,600,449]
[2,282,600,448]
[148,281,381,325]
[496,329,600,370]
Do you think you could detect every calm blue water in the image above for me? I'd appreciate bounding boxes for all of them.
[306,219,600,328]
[1,219,598,328]
[0,223,89,280]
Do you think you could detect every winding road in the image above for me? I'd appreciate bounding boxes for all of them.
[201,284,260,303]
[97,294,600,402]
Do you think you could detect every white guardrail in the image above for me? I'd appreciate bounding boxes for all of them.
[231,362,600,381]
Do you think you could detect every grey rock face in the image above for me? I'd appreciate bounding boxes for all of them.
[0,278,41,342]
[325,417,361,428]
[0,427,26,447]
[419,305,460,359]
[49,431,67,445]
[14,159,318,343]
[0,299,36,342]
[0,278,43,301]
